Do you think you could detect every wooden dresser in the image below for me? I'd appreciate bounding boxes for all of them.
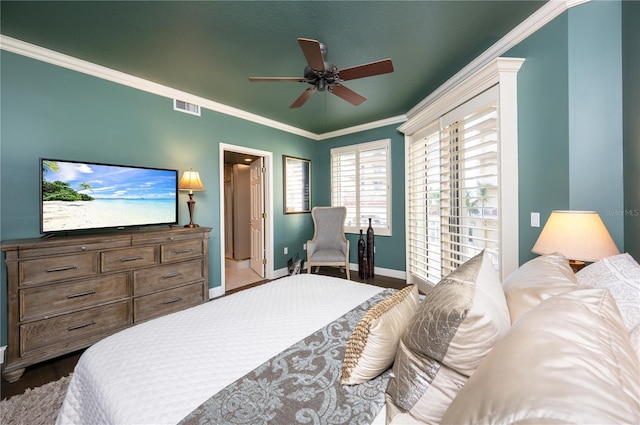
[1,226,211,382]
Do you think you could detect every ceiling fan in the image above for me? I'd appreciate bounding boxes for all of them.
[249,38,394,108]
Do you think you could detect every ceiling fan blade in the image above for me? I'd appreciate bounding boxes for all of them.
[330,84,367,106]
[290,87,317,108]
[338,59,394,81]
[249,77,307,82]
[298,38,326,73]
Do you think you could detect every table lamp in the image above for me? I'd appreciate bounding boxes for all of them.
[532,210,619,272]
[179,169,205,228]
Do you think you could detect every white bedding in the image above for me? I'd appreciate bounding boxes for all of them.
[56,274,388,425]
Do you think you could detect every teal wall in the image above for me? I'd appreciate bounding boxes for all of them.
[319,125,407,272]
[623,0,640,260]
[1,0,636,347]
[568,0,624,247]
[506,12,571,264]
[0,52,317,344]
[506,0,629,262]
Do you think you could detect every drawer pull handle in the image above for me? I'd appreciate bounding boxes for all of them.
[162,272,181,279]
[174,249,193,254]
[47,265,77,273]
[120,256,143,262]
[67,290,97,299]
[67,320,96,331]
[163,297,182,305]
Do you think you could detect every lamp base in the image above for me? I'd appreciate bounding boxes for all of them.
[568,259,585,273]
[184,194,199,229]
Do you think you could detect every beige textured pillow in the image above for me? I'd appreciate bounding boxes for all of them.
[442,288,640,425]
[385,250,510,424]
[502,252,578,323]
[340,284,419,385]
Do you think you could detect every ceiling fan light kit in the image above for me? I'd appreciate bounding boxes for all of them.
[249,37,394,108]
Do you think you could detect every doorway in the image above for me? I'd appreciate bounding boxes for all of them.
[219,143,273,293]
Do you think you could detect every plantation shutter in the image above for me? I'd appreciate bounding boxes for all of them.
[331,151,357,226]
[358,144,389,230]
[408,86,500,285]
[331,139,391,235]
[407,121,442,285]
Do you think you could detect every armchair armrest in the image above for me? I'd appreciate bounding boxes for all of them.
[307,239,317,258]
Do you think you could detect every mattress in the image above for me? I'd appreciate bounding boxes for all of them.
[56,274,388,425]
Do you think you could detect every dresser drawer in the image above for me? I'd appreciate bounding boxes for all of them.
[132,231,201,245]
[133,259,203,296]
[161,239,203,263]
[17,239,130,259]
[101,246,157,273]
[20,273,129,321]
[19,253,98,286]
[134,282,206,322]
[20,301,130,356]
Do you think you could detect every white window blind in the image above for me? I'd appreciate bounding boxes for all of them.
[407,86,499,285]
[331,139,391,236]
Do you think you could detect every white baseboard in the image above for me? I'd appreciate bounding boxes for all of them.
[0,345,6,366]
[348,263,407,280]
[208,265,406,300]
[273,268,290,279]
[209,286,225,299]
[283,264,406,281]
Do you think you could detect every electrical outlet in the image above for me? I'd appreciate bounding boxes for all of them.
[284,247,288,255]
[531,212,540,227]
[303,243,306,250]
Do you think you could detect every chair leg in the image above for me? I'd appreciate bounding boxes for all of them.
[345,265,351,280]
[307,264,312,274]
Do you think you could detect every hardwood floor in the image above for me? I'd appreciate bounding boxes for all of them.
[1,267,406,400]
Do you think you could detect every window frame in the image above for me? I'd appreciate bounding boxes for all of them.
[401,57,523,289]
[331,138,392,236]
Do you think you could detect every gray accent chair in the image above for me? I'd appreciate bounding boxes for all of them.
[306,206,351,280]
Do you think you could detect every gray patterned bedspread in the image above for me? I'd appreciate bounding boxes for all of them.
[179,288,396,425]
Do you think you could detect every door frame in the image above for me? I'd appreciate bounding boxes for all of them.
[218,143,273,294]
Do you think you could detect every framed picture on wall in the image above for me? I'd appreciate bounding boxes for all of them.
[283,156,311,214]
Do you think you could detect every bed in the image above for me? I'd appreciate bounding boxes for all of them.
[56,274,393,425]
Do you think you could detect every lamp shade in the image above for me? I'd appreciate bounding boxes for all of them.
[178,169,205,192]
[532,210,619,262]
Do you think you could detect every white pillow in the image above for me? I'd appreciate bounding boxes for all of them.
[442,288,640,425]
[576,253,640,332]
[502,252,578,323]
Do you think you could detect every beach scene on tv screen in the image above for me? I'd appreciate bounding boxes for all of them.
[42,160,177,232]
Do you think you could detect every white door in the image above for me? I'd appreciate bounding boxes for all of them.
[250,158,265,277]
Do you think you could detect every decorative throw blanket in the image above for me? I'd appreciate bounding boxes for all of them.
[179,288,396,425]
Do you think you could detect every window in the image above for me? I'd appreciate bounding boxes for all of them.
[401,58,523,288]
[408,88,499,284]
[331,139,391,236]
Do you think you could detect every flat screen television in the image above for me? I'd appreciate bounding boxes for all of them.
[40,158,179,234]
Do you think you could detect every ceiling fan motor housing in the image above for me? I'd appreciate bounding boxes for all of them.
[249,37,393,108]
[303,63,339,91]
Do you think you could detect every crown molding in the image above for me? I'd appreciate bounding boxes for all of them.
[1,0,588,141]
[317,115,407,140]
[404,0,590,121]
[0,35,318,140]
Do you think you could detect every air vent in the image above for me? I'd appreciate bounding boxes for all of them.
[173,99,201,116]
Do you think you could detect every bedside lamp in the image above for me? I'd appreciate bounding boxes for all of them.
[178,169,205,228]
[532,210,619,272]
